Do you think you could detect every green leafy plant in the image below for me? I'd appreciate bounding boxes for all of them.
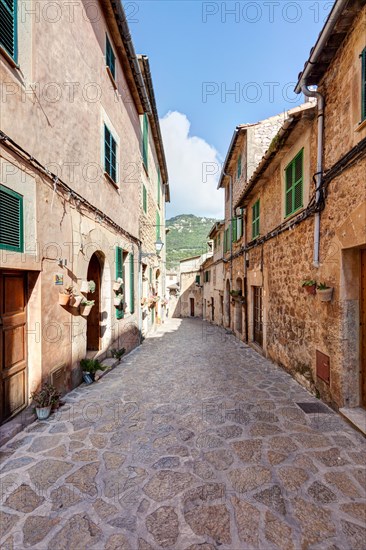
[317,282,331,290]
[62,285,74,295]
[80,358,105,374]
[88,280,96,293]
[30,384,61,408]
[301,280,317,287]
[80,298,95,306]
[110,347,126,360]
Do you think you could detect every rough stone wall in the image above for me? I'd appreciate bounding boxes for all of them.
[178,272,203,318]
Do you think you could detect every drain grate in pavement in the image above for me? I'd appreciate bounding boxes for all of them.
[296,402,332,414]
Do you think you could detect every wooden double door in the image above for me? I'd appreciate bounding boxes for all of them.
[0,271,27,424]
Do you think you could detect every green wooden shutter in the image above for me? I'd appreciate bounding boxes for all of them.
[115,247,124,319]
[237,155,242,179]
[130,253,135,314]
[104,124,117,182]
[149,267,152,283]
[0,0,17,61]
[0,185,23,252]
[285,149,303,217]
[232,218,237,242]
[361,48,366,122]
[142,114,148,170]
[195,275,200,285]
[252,200,260,239]
[106,34,115,79]
[143,185,147,213]
[157,168,161,208]
[156,211,160,240]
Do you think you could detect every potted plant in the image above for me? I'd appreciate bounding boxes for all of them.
[58,285,73,306]
[317,282,333,302]
[80,299,95,316]
[230,290,242,297]
[302,279,317,295]
[80,280,96,293]
[110,347,126,360]
[70,290,83,308]
[80,358,106,382]
[113,278,123,292]
[113,295,124,308]
[30,383,60,420]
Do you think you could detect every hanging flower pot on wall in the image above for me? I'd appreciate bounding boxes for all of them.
[301,280,317,295]
[58,293,71,306]
[80,280,96,293]
[70,294,82,308]
[317,283,333,302]
[80,300,95,316]
[114,296,124,308]
[113,278,123,292]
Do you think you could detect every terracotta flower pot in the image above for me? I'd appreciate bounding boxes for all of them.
[305,284,316,295]
[80,304,93,316]
[35,405,52,420]
[70,295,82,308]
[317,288,333,302]
[59,293,70,306]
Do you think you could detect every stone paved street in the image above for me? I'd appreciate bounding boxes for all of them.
[0,318,365,550]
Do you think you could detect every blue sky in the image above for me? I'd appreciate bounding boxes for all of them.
[126,1,334,218]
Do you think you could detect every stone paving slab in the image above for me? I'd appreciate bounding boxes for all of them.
[0,318,365,549]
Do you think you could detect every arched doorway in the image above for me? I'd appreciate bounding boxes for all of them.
[87,253,101,351]
[235,277,243,335]
[225,279,231,328]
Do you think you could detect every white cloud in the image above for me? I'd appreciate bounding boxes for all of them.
[160,111,224,219]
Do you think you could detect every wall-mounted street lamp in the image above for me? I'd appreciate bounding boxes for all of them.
[140,238,164,259]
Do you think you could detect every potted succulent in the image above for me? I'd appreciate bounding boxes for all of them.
[110,347,126,360]
[58,285,73,306]
[80,298,95,316]
[80,280,96,293]
[80,358,106,382]
[302,279,317,295]
[113,278,123,292]
[317,282,333,302]
[30,383,60,420]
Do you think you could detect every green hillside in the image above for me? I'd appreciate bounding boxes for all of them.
[166,214,219,270]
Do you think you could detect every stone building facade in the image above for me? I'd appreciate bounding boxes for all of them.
[177,255,205,318]
[0,0,169,424]
[233,1,366,417]
[202,221,225,325]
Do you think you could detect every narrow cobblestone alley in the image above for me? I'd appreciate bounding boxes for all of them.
[1,318,365,550]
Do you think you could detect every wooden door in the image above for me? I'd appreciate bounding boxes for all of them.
[253,286,263,347]
[211,298,215,321]
[190,298,195,317]
[87,254,101,351]
[361,250,366,408]
[0,271,27,423]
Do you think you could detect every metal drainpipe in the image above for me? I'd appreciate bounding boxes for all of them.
[224,171,233,329]
[243,208,249,343]
[301,84,325,268]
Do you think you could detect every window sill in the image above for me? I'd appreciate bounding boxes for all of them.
[355,118,366,133]
[284,205,304,221]
[104,171,119,190]
[0,46,19,69]
[106,66,117,90]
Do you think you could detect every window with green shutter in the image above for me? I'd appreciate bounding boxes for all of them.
[361,48,366,122]
[0,185,23,252]
[237,155,242,179]
[204,270,210,283]
[106,34,115,80]
[195,275,200,285]
[218,233,221,246]
[0,0,17,62]
[157,168,161,208]
[149,267,152,283]
[142,114,148,171]
[130,253,135,314]
[115,247,124,319]
[252,199,260,239]
[285,149,303,217]
[156,211,160,240]
[237,211,243,240]
[143,184,147,213]
[232,218,237,242]
[104,124,117,183]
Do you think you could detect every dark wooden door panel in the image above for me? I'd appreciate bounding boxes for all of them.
[87,254,101,351]
[0,271,28,423]
[361,250,366,408]
[253,286,263,347]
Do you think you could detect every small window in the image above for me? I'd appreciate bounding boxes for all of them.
[232,218,237,242]
[361,47,366,122]
[129,253,135,314]
[252,199,260,239]
[218,233,221,246]
[0,185,23,252]
[285,149,303,217]
[143,185,147,214]
[106,35,116,80]
[237,211,243,240]
[204,271,210,283]
[0,0,17,62]
[142,113,149,171]
[237,155,242,179]
[195,274,200,285]
[104,124,117,183]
